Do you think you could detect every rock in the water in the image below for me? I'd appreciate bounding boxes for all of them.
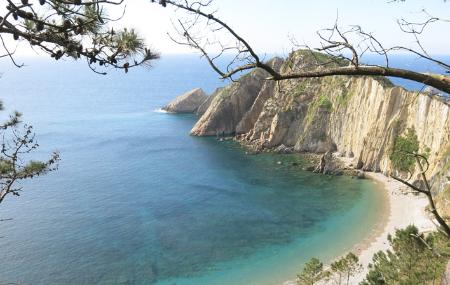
[303,165,315,171]
[162,88,208,113]
[314,151,333,173]
[356,170,365,179]
[275,144,294,154]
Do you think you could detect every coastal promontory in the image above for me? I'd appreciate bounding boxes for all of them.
[162,88,208,113]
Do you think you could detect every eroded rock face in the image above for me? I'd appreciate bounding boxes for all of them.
[162,88,208,113]
[196,88,222,116]
[186,49,450,203]
[190,58,284,136]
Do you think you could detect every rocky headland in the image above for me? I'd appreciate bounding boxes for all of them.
[162,87,208,113]
[164,49,450,217]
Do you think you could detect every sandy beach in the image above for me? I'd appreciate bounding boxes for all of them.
[283,171,436,285]
[348,172,436,283]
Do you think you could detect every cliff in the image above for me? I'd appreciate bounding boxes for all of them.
[188,49,450,202]
[190,58,284,136]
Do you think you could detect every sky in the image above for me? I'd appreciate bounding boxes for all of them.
[113,0,450,56]
[2,0,449,59]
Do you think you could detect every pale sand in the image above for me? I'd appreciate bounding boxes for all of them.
[283,171,436,285]
[348,172,436,284]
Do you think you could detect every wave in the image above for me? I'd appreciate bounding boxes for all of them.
[153,108,170,113]
[154,108,177,114]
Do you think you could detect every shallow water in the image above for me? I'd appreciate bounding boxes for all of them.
[0,56,384,285]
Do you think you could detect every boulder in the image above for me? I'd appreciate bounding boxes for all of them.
[274,144,294,154]
[356,170,365,179]
[162,88,208,113]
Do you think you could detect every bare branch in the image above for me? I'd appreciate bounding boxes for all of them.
[160,0,450,94]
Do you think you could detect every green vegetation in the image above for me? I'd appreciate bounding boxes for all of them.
[389,128,450,235]
[0,104,59,204]
[330,253,362,285]
[303,94,333,128]
[297,227,449,285]
[296,253,362,284]
[362,226,450,284]
[336,90,354,107]
[318,95,333,110]
[293,81,308,97]
[389,127,419,172]
[297,258,329,285]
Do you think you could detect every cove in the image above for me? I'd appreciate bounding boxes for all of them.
[0,57,385,285]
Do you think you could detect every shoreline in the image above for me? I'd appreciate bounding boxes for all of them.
[349,172,435,283]
[282,171,435,285]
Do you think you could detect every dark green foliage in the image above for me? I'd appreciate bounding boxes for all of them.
[0,101,59,204]
[297,258,329,285]
[389,128,419,172]
[361,226,450,285]
[2,0,161,73]
[330,252,362,285]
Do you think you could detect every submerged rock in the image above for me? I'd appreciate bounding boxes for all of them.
[162,88,208,113]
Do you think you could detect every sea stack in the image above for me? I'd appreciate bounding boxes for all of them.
[162,88,208,113]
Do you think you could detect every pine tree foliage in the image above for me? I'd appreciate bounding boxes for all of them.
[330,252,362,285]
[297,258,330,285]
[362,226,450,284]
[0,101,59,204]
[0,0,163,74]
[390,128,419,173]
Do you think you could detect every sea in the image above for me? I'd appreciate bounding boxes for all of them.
[0,53,445,285]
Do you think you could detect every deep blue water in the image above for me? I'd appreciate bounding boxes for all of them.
[0,56,385,285]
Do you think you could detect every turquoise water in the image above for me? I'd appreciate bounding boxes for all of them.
[0,56,384,285]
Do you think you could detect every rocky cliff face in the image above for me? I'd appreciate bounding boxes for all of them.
[189,50,450,200]
[162,88,208,113]
[190,58,284,136]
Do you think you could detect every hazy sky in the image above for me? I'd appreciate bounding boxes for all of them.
[4,0,450,58]
[115,0,449,56]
